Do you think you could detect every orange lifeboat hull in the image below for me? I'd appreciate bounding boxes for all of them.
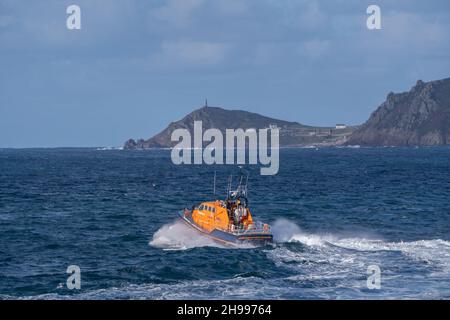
[179,210,273,246]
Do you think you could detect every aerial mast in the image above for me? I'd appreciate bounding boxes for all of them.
[227,175,232,198]
[213,170,216,196]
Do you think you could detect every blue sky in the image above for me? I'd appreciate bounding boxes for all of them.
[1,0,449,147]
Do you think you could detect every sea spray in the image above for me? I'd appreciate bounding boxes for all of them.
[271,219,330,246]
[271,219,302,243]
[149,220,222,250]
[270,220,450,275]
[150,220,258,250]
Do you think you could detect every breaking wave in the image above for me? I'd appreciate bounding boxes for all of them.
[0,276,285,300]
[271,218,333,246]
[149,220,223,250]
[8,218,449,300]
[149,220,256,250]
[268,219,450,291]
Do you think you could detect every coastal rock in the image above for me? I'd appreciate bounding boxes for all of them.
[346,78,450,146]
[124,139,137,149]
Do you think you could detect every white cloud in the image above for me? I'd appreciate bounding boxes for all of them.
[264,0,326,30]
[214,0,248,16]
[357,11,449,57]
[383,12,446,47]
[0,1,140,47]
[299,39,331,59]
[298,0,326,29]
[150,40,231,67]
[0,15,14,28]
[150,0,205,27]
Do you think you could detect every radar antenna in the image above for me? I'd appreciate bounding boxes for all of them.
[213,170,216,196]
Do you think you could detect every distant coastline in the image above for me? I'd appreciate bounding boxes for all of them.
[124,77,450,149]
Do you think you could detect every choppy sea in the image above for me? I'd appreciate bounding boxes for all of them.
[1,147,450,299]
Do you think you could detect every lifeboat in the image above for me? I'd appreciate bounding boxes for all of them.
[179,174,273,246]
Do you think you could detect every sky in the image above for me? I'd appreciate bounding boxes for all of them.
[1,0,449,147]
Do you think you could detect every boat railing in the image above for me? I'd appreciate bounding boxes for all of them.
[227,221,271,235]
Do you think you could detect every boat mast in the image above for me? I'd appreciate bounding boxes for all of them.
[227,175,232,198]
[213,170,216,196]
[245,174,249,196]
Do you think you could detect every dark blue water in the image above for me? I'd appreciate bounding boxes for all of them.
[1,148,450,299]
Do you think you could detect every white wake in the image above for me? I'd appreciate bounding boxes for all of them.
[149,220,222,250]
[270,219,450,273]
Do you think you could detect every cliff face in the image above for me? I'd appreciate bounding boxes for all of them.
[124,106,355,149]
[346,78,450,146]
